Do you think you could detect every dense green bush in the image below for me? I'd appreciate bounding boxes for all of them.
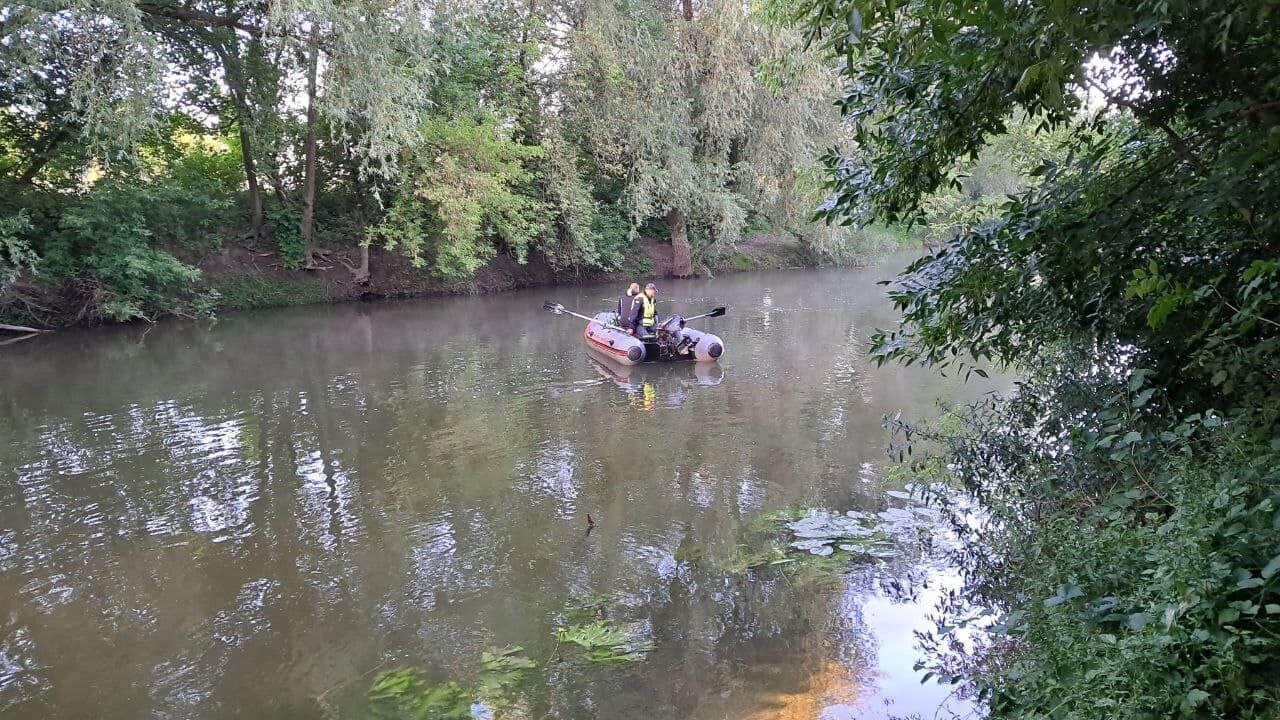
[40,179,210,321]
[370,116,548,280]
[266,205,307,270]
[903,365,1280,720]
[0,209,37,291]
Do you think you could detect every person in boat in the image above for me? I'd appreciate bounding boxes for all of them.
[617,282,640,321]
[637,282,658,340]
[618,282,643,335]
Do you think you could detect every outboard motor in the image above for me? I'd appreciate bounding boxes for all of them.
[657,314,695,358]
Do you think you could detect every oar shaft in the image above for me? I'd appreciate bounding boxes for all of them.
[556,307,632,334]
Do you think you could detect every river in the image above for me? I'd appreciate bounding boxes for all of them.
[0,256,995,719]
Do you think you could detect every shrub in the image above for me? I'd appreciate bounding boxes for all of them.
[43,179,209,321]
[370,116,548,280]
[0,209,37,291]
[903,361,1280,720]
[266,205,307,269]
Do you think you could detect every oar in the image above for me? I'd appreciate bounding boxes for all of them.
[682,306,726,322]
[543,302,632,333]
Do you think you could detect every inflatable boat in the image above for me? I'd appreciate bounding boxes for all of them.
[544,301,726,366]
[582,312,724,366]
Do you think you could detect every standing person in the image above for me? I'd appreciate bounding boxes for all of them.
[618,282,643,335]
[637,282,658,339]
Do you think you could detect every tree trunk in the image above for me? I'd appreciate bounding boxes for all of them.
[238,122,265,238]
[356,242,370,284]
[299,30,321,268]
[666,208,692,277]
[18,127,70,185]
[681,0,693,21]
[218,43,265,239]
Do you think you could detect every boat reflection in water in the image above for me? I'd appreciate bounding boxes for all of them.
[587,351,724,410]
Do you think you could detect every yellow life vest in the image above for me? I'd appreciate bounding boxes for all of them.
[639,294,656,327]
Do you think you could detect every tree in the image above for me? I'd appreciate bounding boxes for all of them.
[796,0,1280,715]
[796,0,1279,415]
[562,0,839,275]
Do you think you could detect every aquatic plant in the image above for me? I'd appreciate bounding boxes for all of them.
[714,495,939,578]
[368,669,473,720]
[476,646,537,700]
[558,593,611,625]
[555,622,654,665]
[367,646,536,720]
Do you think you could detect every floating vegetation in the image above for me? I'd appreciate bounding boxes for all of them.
[555,621,654,665]
[785,510,893,558]
[368,670,473,720]
[558,593,611,626]
[714,491,942,578]
[476,646,537,700]
[367,646,536,720]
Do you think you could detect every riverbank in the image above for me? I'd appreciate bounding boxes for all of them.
[1,226,917,330]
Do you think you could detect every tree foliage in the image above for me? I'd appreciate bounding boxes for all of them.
[1,0,875,323]
[799,0,1280,715]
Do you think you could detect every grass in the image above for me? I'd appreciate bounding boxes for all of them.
[729,250,754,270]
[862,222,922,248]
[210,274,329,311]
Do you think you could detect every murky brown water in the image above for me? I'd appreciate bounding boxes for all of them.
[0,256,994,720]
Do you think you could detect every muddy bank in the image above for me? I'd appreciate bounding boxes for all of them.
[202,233,813,304]
[0,232,891,330]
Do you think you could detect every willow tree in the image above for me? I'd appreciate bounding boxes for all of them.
[561,0,839,276]
[2,0,436,247]
[265,0,438,272]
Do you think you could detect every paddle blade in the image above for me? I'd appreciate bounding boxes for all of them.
[706,306,726,318]
[543,301,564,314]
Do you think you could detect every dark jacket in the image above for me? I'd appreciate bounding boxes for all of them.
[618,294,643,330]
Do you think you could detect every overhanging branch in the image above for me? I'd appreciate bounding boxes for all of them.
[136,3,258,35]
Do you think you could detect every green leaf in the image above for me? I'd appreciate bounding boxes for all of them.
[1128,369,1151,391]
[1182,689,1210,711]
[1261,554,1280,579]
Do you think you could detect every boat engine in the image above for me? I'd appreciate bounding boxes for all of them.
[656,314,695,359]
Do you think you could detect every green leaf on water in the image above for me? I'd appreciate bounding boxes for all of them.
[556,621,653,664]
[367,669,473,720]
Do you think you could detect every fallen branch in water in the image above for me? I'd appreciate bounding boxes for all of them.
[0,323,51,334]
[0,332,41,346]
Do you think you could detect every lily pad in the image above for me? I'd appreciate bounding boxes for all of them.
[787,512,873,540]
[790,538,836,556]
